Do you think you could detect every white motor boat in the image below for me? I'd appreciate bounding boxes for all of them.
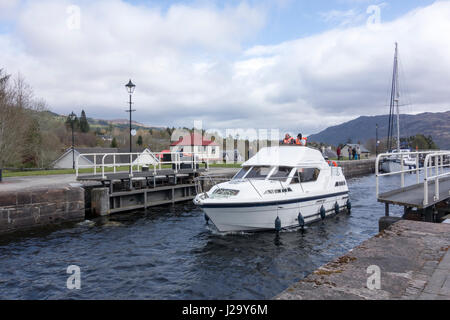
[193,146,350,232]
[381,149,417,173]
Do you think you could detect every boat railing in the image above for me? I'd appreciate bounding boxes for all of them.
[375,150,450,205]
[76,151,210,178]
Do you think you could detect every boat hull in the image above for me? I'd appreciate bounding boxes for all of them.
[381,159,417,173]
[200,192,349,232]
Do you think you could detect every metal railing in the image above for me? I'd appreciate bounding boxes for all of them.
[76,151,209,179]
[375,150,450,205]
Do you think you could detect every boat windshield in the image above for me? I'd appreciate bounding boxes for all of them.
[233,167,251,180]
[245,166,272,180]
[268,167,292,182]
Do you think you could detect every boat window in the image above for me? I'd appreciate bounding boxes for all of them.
[268,167,292,182]
[232,167,250,180]
[298,168,320,183]
[264,187,293,194]
[245,166,272,180]
[290,172,300,184]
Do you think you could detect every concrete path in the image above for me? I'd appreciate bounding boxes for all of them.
[276,220,450,300]
[0,174,81,191]
[0,167,239,192]
[419,250,450,299]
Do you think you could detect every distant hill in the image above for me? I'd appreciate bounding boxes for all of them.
[50,112,165,132]
[308,111,450,149]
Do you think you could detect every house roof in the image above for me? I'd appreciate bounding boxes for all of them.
[53,147,153,166]
[170,133,218,146]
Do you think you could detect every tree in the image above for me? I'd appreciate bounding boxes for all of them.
[111,137,118,148]
[137,135,143,147]
[79,109,90,133]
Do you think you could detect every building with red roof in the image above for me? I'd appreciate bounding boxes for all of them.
[170,133,220,161]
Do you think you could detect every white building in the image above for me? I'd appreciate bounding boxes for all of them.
[170,133,220,161]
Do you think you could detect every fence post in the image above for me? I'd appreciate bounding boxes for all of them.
[416,156,419,184]
[400,154,405,188]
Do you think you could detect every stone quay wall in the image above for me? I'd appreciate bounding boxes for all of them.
[0,186,85,235]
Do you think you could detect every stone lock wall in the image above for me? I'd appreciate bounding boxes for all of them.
[337,159,375,178]
[0,186,85,234]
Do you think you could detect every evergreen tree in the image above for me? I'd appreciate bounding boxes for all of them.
[79,110,90,133]
[111,137,118,148]
[137,135,143,147]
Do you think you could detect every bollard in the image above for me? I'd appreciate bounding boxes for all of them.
[91,188,110,216]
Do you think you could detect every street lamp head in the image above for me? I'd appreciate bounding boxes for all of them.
[125,79,136,94]
[69,111,76,121]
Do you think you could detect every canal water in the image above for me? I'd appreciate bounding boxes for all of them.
[0,173,411,299]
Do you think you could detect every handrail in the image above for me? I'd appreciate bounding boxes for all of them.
[375,150,450,206]
[76,151,210,178]
[423,152,450,206]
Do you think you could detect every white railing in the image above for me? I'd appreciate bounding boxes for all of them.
[375,150,450,205]
[423,152,450,206]
[76,151,209,179]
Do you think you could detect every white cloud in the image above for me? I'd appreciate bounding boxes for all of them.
[0,0,450,136]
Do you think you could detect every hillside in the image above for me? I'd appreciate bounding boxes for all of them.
[308,111,450,149]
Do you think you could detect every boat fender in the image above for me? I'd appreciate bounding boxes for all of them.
[320,205,326,220]
[335,202,340,214]
[346,199,352,213]
[204,214,210,223]
[298,212,305,228]
[275,216,281,232]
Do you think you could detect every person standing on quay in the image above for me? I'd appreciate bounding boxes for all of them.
[352,147,356,160]
[348,146,352,160]
[337,146,341,161]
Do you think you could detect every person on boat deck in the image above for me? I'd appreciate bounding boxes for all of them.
[295,134,307,146]
[348,146,352,160]
[283,134,295,144]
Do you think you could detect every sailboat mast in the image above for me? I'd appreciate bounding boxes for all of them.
[394,43,400,152]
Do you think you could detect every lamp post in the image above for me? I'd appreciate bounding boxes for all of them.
[125,79,136,174]
[375,123,379,157]
[69,111,76,169]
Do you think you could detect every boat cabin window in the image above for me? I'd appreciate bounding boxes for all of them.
[268,167,292,182]
[298,168,320,183]
[245,166,272,180]
[233,167,251,180]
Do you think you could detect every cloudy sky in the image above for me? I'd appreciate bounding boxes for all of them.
[1,0,449,135]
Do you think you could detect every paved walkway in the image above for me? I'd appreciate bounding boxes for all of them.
[0,174,80,192]
[0,167,239,192]
[276,220,450,300]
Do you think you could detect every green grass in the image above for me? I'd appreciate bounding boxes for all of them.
[208,163,242,168]
[2,165,168,177]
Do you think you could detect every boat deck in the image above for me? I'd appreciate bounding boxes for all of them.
[378,176,450,209]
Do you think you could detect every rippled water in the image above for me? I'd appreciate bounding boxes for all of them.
[0,173,411,299]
